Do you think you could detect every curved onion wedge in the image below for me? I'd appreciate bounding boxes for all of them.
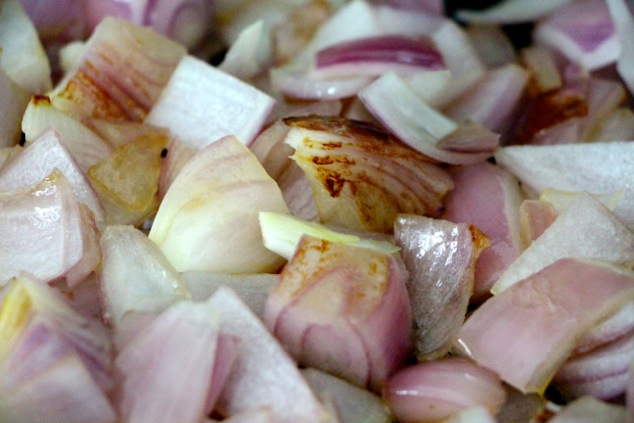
[51,17,186,122]
[115,301,220,423]
[264,235,412,392]
[259,211,399,260]
[456,259,634,394]
[0,67,29,147]
[99,225,190,326]
[0,276,114,423]
[284,116,454,233]
[208,287,329,423]
[149,136,289,273]
[394,214,489,359]
[384,358,506,423]
[0,128,105,223]
[0,170,100,287]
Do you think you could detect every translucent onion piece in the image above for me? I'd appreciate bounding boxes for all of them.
[548,396,626,423]
[146,55,276,149]
[494,142,634,229]
[277,162,319,221]
[359,73,495,165]
[208,287,329,423]
[394,214,488,359]
[0,0,52,95]
[149,136,289,273]
[534,0,619,71]
[220,20,272,80]
[520,45,563,93]
[442,162,524,299]
[490,193,634,294]
[457,258,634,393]
[284,115,454,233]
[575,300,634,354]
[312,35,445,79]
[0,171,99,286]
[99,225,190,326]
[0,68,28,147]
[384,358,506,423]
[301,367,392,423]
[88,132,166,226]
[465,24,517,68]
[116,301,219,423]
[264,236,412,392]
[51,17,186,123]
[0,128,105,222]
[22,96,113,173]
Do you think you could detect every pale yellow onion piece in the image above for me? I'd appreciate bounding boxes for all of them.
[149,136,289,273]
[539,188,625,215]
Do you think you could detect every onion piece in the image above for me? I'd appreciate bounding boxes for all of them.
[260,211,399,260]
[88,133,166,226]
[115,301,220,423]
[548,396,626,423]
[445,64,530,136]
[605,0,634,96]
[520,45,563,93]
[490,192,634,294]
[404,70,452,107]
[457,258,634,393]
[456,0,575,24]
[158,137,195,200]
[494,142,634,228]
[99,225,190,327]
[384,358,506,423]
[208,287,329,423]
[146,55,276,149]
[283,115,454,232]
[394,214,488,359]
[554,329,634,400]
[0,170,99,287]
[19,0,87,44]
[0,128,105,223]
[220,20,272,80]
[311,35,445,80]
[0,68,28,147]
[149,136,289,273]
[465,24,518,68]
[442,162,524,299]
[264,235,412,392]
[359,72,495,164]
[0,0,52,95]
[22,96,113,173]
[534,0,619,71]
[277,162,319,221]
[575,300,634,354]
[51,17,186,123]
[429,20,486,108]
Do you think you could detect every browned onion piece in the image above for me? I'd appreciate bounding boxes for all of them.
[283,116,454,233]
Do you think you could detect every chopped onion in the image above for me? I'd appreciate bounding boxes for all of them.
[384,358,506,423]
[534,0,619,71]
[264,235,412,392]
[457,258,634,393]
[394,214,488,358]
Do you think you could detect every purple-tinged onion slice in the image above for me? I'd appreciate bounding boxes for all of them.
[457,258,634,393]
[311,35,444,80]
[264,235,412,392]
[384,358,506,423]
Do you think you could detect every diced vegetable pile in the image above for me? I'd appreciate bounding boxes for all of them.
[1,0,634,422]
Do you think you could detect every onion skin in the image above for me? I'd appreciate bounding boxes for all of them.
[383,358,506,423]
[264,235,412,392]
